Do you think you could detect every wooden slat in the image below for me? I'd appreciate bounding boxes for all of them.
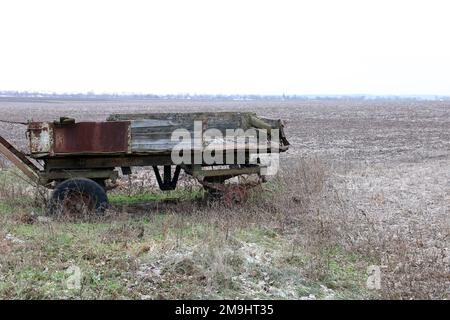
[0,135,39,181]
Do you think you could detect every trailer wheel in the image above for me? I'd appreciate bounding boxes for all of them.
[48,178,108,216]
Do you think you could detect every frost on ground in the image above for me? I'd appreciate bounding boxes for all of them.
[134,231,342,300]
[330,159,449,299]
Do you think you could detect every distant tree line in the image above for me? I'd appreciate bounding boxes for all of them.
[0,90,449,101]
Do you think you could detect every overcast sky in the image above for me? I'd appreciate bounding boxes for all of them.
[0,0,449,95]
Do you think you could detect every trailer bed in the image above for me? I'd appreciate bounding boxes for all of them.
[28,112,288,158]
[0,111,290,214]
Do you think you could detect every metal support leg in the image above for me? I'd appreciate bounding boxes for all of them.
[152,165,181,191]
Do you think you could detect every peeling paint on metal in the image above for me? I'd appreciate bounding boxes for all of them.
[28,122,52,155]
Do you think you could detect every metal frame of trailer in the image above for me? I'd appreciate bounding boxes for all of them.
[0,112,289,214]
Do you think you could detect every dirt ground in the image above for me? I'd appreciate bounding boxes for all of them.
[0,98,448,299]
[1,98,449,162]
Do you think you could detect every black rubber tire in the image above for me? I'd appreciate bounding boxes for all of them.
[93,179,106,191]
[48,178,108,215]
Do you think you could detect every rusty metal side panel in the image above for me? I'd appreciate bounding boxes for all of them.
[52,121,131,155]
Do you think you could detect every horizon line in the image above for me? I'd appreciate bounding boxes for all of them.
[1,90,450,99]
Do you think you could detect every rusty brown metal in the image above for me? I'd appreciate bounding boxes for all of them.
[52,121,130,154]
[28,122,53,156]
[223,185,249,206]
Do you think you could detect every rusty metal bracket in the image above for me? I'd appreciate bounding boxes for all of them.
[152,165,181,191]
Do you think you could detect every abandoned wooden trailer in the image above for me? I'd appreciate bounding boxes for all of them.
[0,112,289,214]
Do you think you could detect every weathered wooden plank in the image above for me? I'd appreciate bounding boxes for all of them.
[108,111,255,122]
[39,169,118,184]
[191,166,262,178]
[109,112,256,132]
[0,142,39,181]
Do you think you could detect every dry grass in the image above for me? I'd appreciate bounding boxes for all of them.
[271,159,450,300]
[0,155,448,299]
[0,158,362,299]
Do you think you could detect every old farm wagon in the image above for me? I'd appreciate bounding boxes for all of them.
[0,112,289,214]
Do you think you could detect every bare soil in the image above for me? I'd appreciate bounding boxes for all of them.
[1,98,449,162]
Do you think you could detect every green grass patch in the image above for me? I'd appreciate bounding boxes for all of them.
[108,188,203,205]
[235,227,281,247]
[0,201,14,214]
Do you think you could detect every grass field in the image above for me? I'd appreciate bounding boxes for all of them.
[0,98,448,299]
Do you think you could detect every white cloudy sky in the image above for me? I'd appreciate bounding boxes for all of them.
[0,0,449,95]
